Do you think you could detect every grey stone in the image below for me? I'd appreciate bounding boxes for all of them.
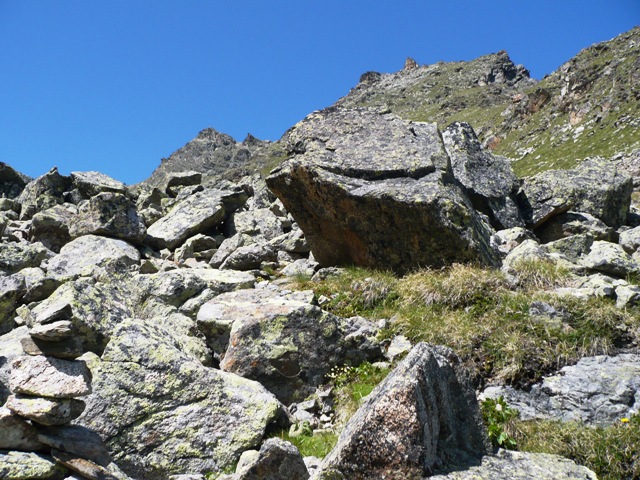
[386,335,412,362]
[280,258,319,277]
[30,320,74,341]
[6,394,85,426]
[501,239,549,273]
[226,208,284,241]
[34,301,73,325]
[536,211,617,244]
[269,228,310,254]
[0,241,53,275]
[19,267,61,303]
[442,121,523,229]
[615,284,640,308]
[0,326,30,403]
[429,449,597,479]
[544,234,594,264]
[18,167,71,220]
[266,108,499,274]
[51,449,119,480]
[10,355,92,398]
[580,240,640,277]
[69,192,146,244]
[0,406,45,450]
[483,354,640,426]
[490,227,537,257]
[37,424,111,465]
[0,451,67,480]
[31,203,77,252]
[146,187,247,250]
[0,274,25,335]
[619,225,640,253]
[220,243,276,271]
[234,438,309,480]
[209,233,251,268]
[76,319,283,480]
[0,161,29,199]
[21,335,85,360]
[517,157,632,229]
[70,171,127,198]
[315,343,489,479]
[46,235,140,280]
[166,171,202,194]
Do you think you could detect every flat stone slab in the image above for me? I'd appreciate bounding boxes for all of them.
[0,451,67,480]
[10,355,91,398]
[6,394,85,426]
[0,406,44,451]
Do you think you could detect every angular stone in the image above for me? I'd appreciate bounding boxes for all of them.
[316,343,489,479]
[69,192,146,244]
[234,438,309,480]
[536,211,617,244]
[0,326,30,403]
[0,451,67,480]
[210,287,381,404]
[429,449,597,480]
[19,267,61,303]
[267,108,499,274]
[30,320,74,341]
[31,203,77,252]
[0,161,29,199]
[10,356,92,398]
[34,301,73,325]
[21,336,85,360]
[619,225,640,254]
[46,235,140,280]
[0,274,25,335]
[227,208,284,241]
[70,171,127,198]
[51,449,119,480]
[219,243,276,271]
[518,157,632,229]
[6,394,85,426]
[37,425,110,465]
[0,406,45,450]
[0,241,53,275]
[580,240,640,277]
[18,167,71,220]
[146,187,247,250]
[76,319,283,479]
[442,121,524,229]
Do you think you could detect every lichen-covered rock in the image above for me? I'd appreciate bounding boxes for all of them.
[0,274,25,334]
[0,406,45,450]
[51,448,119,480]
[6,394,85,426]
[226,208,284,241]
[17,167,71,220]
[315,343,489,479]
[266,108,499,274]
[205,286,381,404]
[518,157,632,229]
[46,235,140,280]
[491,227,537,257]
[0,241,54,275]
[234,438,309,480]
[442,121,523,229]
[580,240,640,277]
[36,424,111,465]
[31,203,77,252]
[70,171,127,199]
[76,319,283,480]
[429,449,597,479]
[69,192,146,244]
[18,267,61,303]
[483,354,640,426]
[619,225,640,253]
[536,211,616,244]
[0,326,30,403]
[219,243,276,271]
[9,355,92,398]
[146,187,247,250]
[0,161,29,199]
[0,451,68,480]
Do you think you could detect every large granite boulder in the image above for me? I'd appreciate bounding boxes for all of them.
[483,354,640,426]
[146,187,247,250]
[77,319,283,480]
[70,171,127,199]
[315,343,489,479]
[442,122,524,229]
[0,241,53,275]
[266,108,499,274]
[199,286,381,404]
[430,449,597,479]
[17,167,71,220]
[69,192,146,244]
[30,204,77,252]
[517,157,632,229]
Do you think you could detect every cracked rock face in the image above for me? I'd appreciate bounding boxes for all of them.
[267,108,499,274]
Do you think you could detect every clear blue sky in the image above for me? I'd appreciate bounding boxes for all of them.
[1,1,638,185]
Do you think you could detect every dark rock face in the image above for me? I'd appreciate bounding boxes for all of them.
[442,121,523,229]
[316,343,489,479]
[17,167,71,220]
[267,108,499,274]
[0,162,29,199]
[235,438,309,480]
[517,157,632,229]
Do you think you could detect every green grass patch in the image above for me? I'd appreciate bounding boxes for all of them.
[270,429,339,458]
[514,415,640,480]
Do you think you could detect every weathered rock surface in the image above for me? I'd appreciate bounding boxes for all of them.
[315,343,489,479]
[235,438,309,480]
[442,121,523,229]
[536,211,617,244]
[429,449,597,479]
[31,203,77,252]
[0,326,30,403]
[146,187,247,250]
[0,241,53,275]
[77,320,283,480]
[46,235,140,280]
[70,171,127,198]
[267,108,498,274]
[6,394,86,425]
[69,192,146,244]
[226,208,284,241]
[483,354,640,426]
[517,158,632,229]
[0,161,29,199]
[17,167,71,220]
[0,406,45,450]
[202,286,380,403]
[0,274,25,334]
[9,355,92,398]
[579,240,640,277]
[0,450,68,480]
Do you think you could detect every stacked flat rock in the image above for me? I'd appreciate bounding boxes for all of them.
[3,301,121,479]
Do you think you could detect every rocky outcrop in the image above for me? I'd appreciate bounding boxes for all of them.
[315,343,489,479]
[234,438,309,480]
[267,108,499,274]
